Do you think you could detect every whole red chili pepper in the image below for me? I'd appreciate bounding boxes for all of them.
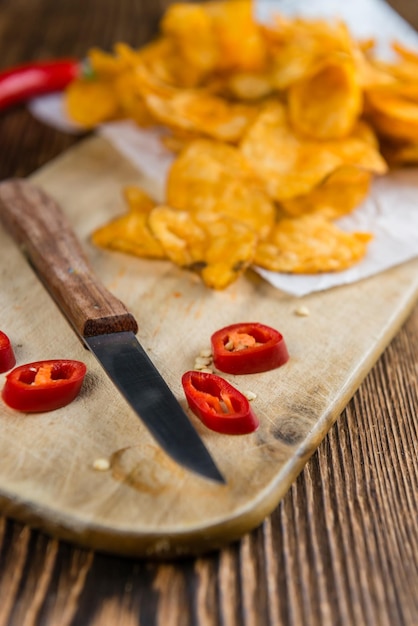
[0,330,16,373]
[0,59,79,111]
[182,370,259,435]
[2,359,87,412]
[211,322,289,375]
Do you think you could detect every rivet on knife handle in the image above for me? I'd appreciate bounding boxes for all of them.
[0,178,138,338]
[0,178,225,484]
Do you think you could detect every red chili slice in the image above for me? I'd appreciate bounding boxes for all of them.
[182,370,259,435]
[0,331,16,373]
[2,359,87,413]
[211,322,289,375]
[0,59,79,111]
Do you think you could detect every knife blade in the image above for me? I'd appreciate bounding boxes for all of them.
[0,179,225,484]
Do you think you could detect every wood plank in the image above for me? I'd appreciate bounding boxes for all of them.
[0,135,417,558]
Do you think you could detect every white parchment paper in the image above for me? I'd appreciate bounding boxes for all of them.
[28,0,418,296]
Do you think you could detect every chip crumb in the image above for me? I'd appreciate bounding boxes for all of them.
[194,350,213,371]
[93,458,110,471]
[244,390,257,401]
[294,305,310,317]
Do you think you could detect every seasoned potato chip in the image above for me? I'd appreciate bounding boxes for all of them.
[349,119,380,148]
[222,71,275,101]
[160,3,218,86]
[166,139,275,238]
[148,206,207,267]
[280,166,371,219]
[149,207,257,289]
[240,101,386,201]
[122,185,156,212]
[265,16,356,90]
[67,2,414,288]
[91,187,165,259]
[361,41,418,142]
[113,73,156,126]
[370,48,418,85]
[198,212,258,289]
[328,122,387,172]
[391,40,418,64]
[161,128,203,153]
[207,0,267,73]
[254,214,372,273]
[287,58,362,139]
[88,47,126,77]
[145,90,255,143]
[65,79,120,127]
[134,65,257,143]
[365,89,418,142]
[161,1,267,80]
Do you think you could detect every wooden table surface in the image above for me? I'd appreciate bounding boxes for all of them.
[0,1,417,624]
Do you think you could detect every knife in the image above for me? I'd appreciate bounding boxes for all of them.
[0,179,225,484]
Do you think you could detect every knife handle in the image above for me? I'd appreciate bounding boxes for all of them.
[0,179,138,337]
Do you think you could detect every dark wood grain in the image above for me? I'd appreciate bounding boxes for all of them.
[0,1,417,624]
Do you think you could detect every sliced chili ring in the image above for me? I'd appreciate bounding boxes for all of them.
[182,370,259,435]
[0,330,16,373]
[211,322,289,375]
[2,359,87,413]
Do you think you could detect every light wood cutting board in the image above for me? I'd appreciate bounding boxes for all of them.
[1,136,417,558]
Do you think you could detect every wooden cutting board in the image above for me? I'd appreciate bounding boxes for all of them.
[1,136,417,558]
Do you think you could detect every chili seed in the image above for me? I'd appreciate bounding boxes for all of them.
[93,458,110,471]
[295,305,310,317]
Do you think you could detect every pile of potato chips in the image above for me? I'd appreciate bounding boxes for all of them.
[65,0,418,289]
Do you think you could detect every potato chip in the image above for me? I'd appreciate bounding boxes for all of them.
[145,91,255,143]
[240,101,386,201]
[148,206,206,267]
[161,128,203,154]
[207,0,267,73]
[370,48,418,85]
[134,38,179,85]
[160,3,218,86]
[123,185,156,212]
[64,1,414,288]
[354,50,397,90]
[327,121,387,172]
[264,16,356,90]
[197,212,258,289]
[88,47,126,78]
[365,89,418,142]
[254,214,372,273]
[91,187,166,259]
[149,207,257,289]
[391,40,418,65]
[348,119,380,148]
[280,166,371,219]
[112,73,156,127]
[222,70,275,101]
[133,64,257,143]
[287,58,362,139]
[65,78,120,127]
[166,139,275,238]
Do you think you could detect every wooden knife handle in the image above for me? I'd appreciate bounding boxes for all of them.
[0,178,138,337]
